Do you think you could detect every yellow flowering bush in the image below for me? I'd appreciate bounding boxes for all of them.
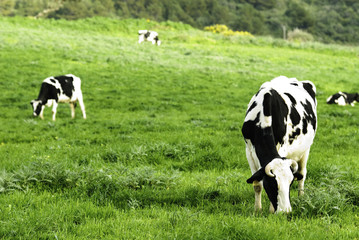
[204,24,253,37]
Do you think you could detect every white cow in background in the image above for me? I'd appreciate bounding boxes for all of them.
[138,30,161,46]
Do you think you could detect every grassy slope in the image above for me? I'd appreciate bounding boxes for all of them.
[0,17,359,239]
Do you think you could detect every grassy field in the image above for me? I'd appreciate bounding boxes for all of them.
[1,16,359,239]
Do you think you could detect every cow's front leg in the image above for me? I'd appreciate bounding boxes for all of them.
[269,203,275,213]
[51,102,58,121]
[70,102,75,119]
[253,180,263,211]
[39,106,45,120]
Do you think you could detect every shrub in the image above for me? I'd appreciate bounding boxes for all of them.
[287,28,314,42]
[204,24,253,37]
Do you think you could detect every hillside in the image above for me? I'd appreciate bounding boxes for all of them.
[1,0,359,44]
[0,17,359,239]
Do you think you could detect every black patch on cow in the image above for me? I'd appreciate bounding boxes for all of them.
[37,82,60,102]
[144,31,150,38]
[263,175,279,211]
[286,87,300,127]
[290,106,300,126]
[301,100,316,132]
[302,119,308,134]
[54,75,74,98]
[302,82,316,102]
[49,78,56,84]
[284,93,297,105]
[266,90,288,147]
[242,113,260,145]
[245,101,257,117]
[289,128,301,144]
[294,172,304,181]
[290,83,298,86]
[326,93,341,104]
[263,93,272,117]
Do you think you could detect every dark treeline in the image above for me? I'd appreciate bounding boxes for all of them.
[1,0,359,44]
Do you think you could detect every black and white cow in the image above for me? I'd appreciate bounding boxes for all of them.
[326,92,359,106]
[30,74,86,121]
[138,30,161,46]
[242,76,317,213]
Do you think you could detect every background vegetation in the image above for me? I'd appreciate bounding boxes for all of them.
[1,0,359,44]
[0,16,359,239]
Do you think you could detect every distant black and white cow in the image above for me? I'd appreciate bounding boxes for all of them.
[138,30,161,46]
[242,76,317,213]
[326,92,359,106]
[30,74,86,121]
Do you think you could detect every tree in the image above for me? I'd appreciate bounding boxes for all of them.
[230,3,265,34]
[285,2,314,30]
[146,0,164,21]
[0,0,15,16]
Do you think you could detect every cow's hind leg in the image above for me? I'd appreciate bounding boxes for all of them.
[77,94,86,119]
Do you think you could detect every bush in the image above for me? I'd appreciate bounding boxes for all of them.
[287,28,314,42]
[204,24,253,37]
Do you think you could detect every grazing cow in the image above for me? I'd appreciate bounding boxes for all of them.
[30,74,86,121]
[138,30,161,46]
[242,76,317,213]
[326,92,359,106]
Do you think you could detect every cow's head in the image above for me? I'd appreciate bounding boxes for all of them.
[30,100,43,117]
[246,158,303,213]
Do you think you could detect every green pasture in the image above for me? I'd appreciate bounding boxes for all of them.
[1,17,359,239]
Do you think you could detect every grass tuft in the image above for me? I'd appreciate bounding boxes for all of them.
[292,166,359,217]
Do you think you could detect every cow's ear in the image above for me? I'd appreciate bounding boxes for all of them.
[293,172,303,181]
[247,168,265,183]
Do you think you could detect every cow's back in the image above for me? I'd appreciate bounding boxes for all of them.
[47,74,81,102]
[242,76,317,164]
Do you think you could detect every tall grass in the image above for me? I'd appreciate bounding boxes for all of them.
[1,16,359,239]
